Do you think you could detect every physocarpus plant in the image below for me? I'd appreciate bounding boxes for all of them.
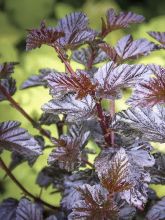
[0,8,165,220]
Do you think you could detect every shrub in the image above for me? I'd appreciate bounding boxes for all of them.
[0,8,165,220]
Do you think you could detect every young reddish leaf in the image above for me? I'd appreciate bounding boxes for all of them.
[56,12,97,49]
[26,21,65,51]
[146,197,165,220]
[0,62,18,79]
[94,61,149,99]
[0,121,42,160]
[21,68,53,89]
[42,94,96,122]
[101,8,144,36]
[95,148,132,193]
[69,184,119,220]
[16,198,43,220]
[48,129,90,171]
[46,71,97,99]
[100,35,157,63]
[0,78,16,101]
[128,65,165,107]
[148,31,165,48]
[114,106,165,143]
[0,198,18,220]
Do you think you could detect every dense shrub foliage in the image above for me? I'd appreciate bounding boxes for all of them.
[0,8,165,220]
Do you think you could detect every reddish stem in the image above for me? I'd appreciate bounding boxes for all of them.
[0,157,59,210]
[110,100,115,147]
[0,84,58,142]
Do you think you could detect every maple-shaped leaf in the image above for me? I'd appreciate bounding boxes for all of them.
[146,197,165,220]
[48,128,90,171]
[68,184,119,220]
[42,94,96,122]
[94,61,149,99]
[39,113,60,126]
[0,62,18,79]
[148,31,165,48]
[150,153,165,184]
[100,35,157,63]
[114,105,165,143]
[0,121,42,160]
[16,198,43,220]
[101,8,144,37]
[95,148,132,193]
[128,64,165,107]
[26,21,65,51]
[36,165,70,190]
[0,198,18,220]
[72,47,108,66]
[46,70,96,99]
[0,78,16,101]
[56,12,97,49]
[61,169,99,211]
[21,68,53,89]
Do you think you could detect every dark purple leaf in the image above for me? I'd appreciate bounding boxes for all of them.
[26,21,65,51]
[68,184,119,220]
[0,62,18,79]
[39,113,60,126]
[148,31,165,48]
[146,197,165,220]
[0,198,18,220]
[128,65,165,107]
[56,12,97,49]
[42,94,96,122]
[16,198,43,220]
[21,68,54,89]
[45,71,96,99]
[94,61,149,99]
[48,128,90,171]
[0,78,16,101]
[0,121,42,160]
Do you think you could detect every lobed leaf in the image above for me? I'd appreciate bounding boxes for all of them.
[0,78,16,101]
[48,128,90,171]
[0,198,18,220]
[148,31,165,48]
[0,121,42,160]
[56,12,97,49]
[146,197,165,220]
[42,94,96,122]
[128,65,165,107]
[69,184,119,220]
[16,198,43,220]
[46,71,96,99]
[21,68,54,89]
[26,21,65,51]
[100,35,157,63]
[0,62,18,79]
[114,105,165,143]
[94,61,150,99]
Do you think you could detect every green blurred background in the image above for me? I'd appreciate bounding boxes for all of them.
[0,0,165,206]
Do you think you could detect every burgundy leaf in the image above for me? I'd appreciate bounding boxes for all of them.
[146,197,165,220]
[46,71,97,99]
[101,8,144,36]
[94,61,149,99]
[42,94,96,122]
[0,198,18,220]
[148,31,165,48]
[26,21,65,51]
[69,184,119,220]
[56,12,97,49]
[0,62,18,79]
[128,65,165,107]
[100,35,156,63]
[48,129,90,171]
[0,78,16,101]
[0,121,42,160]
